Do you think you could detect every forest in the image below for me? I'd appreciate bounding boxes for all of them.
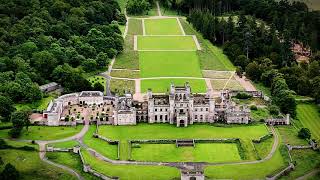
[161,0,320,116]
[0,0,125,135]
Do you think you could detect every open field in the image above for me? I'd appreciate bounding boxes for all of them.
[110,79,135,95]
[179,18,235,71]
[110,70,140,78]
[15,94,56,111]
[131,143,241,162]
[211,79,244,91]
[297,103,320,141]
[87,76,106,93]
[277,126,308,145]
[83,126,118,160]
[46,152,98,180]
[0,126,83,140]
[98,124,269,140]
[137,36,197,50]
[127,19,143,35]
[144,18,182,35]
[81,149,180,179]
[139,51,202,77]
[113,35,139,70]
[141,79,207,93]
[1,140,75,180]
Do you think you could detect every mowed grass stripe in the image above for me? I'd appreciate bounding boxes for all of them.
[137,36,197,50]
[139,51,202,78]
[141,79,207,93]
[144,18,182,35]
[297,103,320,140]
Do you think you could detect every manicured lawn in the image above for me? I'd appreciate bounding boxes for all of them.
[0,141,75,180]
[127,19,143,35]
[202,71,233,79]
[297,103,320,141]
[15,94,56,111]
[144,18,182,35]
[211,79,244,91]
[83,126,118,160]
[131,143,241,162]
[141,79,207,93]
[110,79,135,96]
[139,51,202,77]
[81,149,180,180]
[113,35,139,69]
[0,126,83,140]
[46,152,98,180]
[87,76,106,93]
[48,141,79,148]
[110,70,140,78]
[277,126,308,145]
[98,124,269,141]
[137,36,197,50]
[179,18,235,71]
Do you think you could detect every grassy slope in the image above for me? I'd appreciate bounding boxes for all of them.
[139,51,202,77]
[137,36,197,50]
[81,149,180,180]
[0,126,83,140]
[110,70,140,78]
[277,126,308,145]
[254,137,274,159]
[15,94,56,111]
[144,18,182,35]
[141,79,207,93]
[179,18,235,71]
[83,126,118,160]
[113,35,139,69]
[297,103,320,141]
[127,19,143,35]
[87,76,106,93]
[48,141,79,148]
[110,79,135,96]
[131,143,241,162]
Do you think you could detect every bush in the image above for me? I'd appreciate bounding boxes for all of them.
[17,146,36,151]
[131,143,141,148]
[250,105,258,110]
[298,128,311,139]
[268,105,280,115]
[235,93,252,99]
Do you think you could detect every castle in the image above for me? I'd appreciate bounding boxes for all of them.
[43,83,252,126]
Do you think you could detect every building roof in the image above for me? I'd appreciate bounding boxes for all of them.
[39,82,59,91]
[79,91,103,97]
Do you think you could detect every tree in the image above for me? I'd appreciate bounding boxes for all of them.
[81,59,97,72]
[9,111,30,138]
[96,52,109,69]
[0,163,19,180]
[32,51,58,77]
[126,0,150,15]
[298,128,311,139]
[93,82,104,92]
[0,95,15,121]
[245,62,261,81]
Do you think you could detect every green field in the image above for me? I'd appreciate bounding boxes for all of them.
[139,51,202,77]
[297,103,320,141]
[277,126,308,145]
[211,79,244,91]
[98,124,269,141]
[1,140,75,179]
[113,35,139,69]
[81,149,180,180]
[254,137,274,159]
[0,126,83,140]
[83,126,118,160]
[144,18,182,35]
[127,18,143,35]
[141,79,207,93]
[137,36,197,50]
[110,70,140,78]
[131,143,241,162]
[15,94,56,111]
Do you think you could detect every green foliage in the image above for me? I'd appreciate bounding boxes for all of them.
[126,0,151,15]
[0,95,15,121]
[268,105,280,116]
[0,163,20,180]
[250,105,257,111]
[298,128,311,140]
[235,93,252,99]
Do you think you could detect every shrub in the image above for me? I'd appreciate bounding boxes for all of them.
[131,143,141,148]
[268,105,280,115]
[235,92,252,99]
[298,128,311,139]
[250,105,258,110]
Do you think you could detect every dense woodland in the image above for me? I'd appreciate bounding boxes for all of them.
[162,0,320,116]
[0,0,125,136]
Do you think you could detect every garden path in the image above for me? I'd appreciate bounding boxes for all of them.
[156,1,162,17]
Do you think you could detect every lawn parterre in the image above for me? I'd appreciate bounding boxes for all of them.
[211,79,244,91]
[137,36,197,50]
[87,76,106,93]
[81,149,180,180]
[141,79,207,93]
[144,18,182,35]
[296,103,320,141]
[131,143,241,162]
[110,70,140,78]
[127,19,143,35]
[139,51,202,77]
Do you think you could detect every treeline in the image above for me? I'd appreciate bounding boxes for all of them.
[0,0,124,123]
[126,0,155,15]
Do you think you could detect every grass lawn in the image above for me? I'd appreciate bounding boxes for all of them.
[0,126,83,140]
[211,79,244,91]
[254,137,274,159]
[297,103,320,141]
[127,19,143,35]
[137,36,197,50]
[131,143,241,162]
[144,18,182,35]
[113,35,139,70]
[46,152,98,180]
[251,108,270,121]
[0,141,75,180]
[83,125,118,160]
[110,70,140,78]
[253,82,272,97]
[87,76,106,93]
[98,123,269,141]
[139,51,202,77]
[277,126,308,145]
[81,149,180,180]
[280,149,320,180]
[202,71,233,79]
[48,141,79,149]
[110,79,135,96]
[15,94,56,111]
[141,79,207,93]
[179,18,235,71]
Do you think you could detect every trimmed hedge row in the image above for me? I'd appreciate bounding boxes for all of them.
[252,133,273,143]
